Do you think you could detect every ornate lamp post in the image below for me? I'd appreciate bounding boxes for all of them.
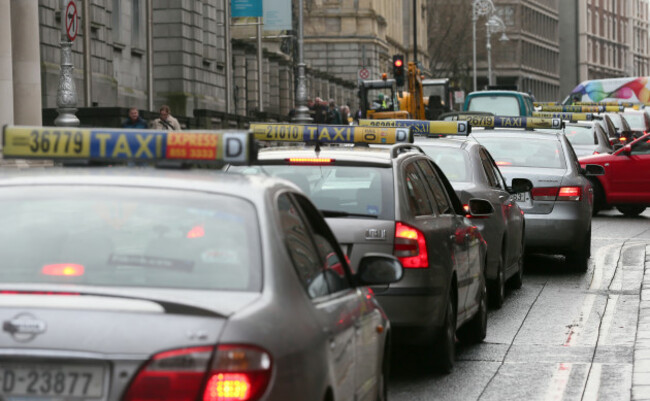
[486,15,509,87]
[55,0,80,127]
[293,0,311,123]
[472,0,495,92]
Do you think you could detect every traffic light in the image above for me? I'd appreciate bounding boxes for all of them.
[393,55,405,87]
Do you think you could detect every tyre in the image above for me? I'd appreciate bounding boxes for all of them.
[457,275,487,344]
[616,205,646,217]
[431,288,456,374]
[566,228,590,272]
[489,252,505,309]
[508,232,525,290]
[589,178,606,216]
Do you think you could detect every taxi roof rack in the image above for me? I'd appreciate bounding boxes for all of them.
[391,143,425,158]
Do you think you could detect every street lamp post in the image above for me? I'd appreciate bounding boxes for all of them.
[486,15,508,87]
[293,0,311,123]
[472,0,494,92]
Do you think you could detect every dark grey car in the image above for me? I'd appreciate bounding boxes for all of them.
[412,137,530,308]
[470,129,604,271]
[0,169,402,401]
[230,144,491,373]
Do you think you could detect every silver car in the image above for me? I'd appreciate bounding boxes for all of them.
[230,144,491,373]
[0,168,402,401]
[470,129,604,271]
[548,122,614,157]
[413,137,530,308]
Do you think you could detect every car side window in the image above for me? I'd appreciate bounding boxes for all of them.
[417,160,453,214]
[291,194,352,293]
[404,162,435,216]
[479,149,500,188]
[483,150,508,190]
[277,193,330,298]
[631,138,650,155]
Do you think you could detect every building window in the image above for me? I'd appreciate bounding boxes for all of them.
[112,0,121,43]
[587,9,591,31]
[594,11,599,36]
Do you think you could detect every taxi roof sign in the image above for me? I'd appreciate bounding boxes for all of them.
[534,102,559,107]
[532,112,593,121]
[1,126,255,165]
[250,123,413,144]
[454,115,564,130]
[358,119,470,136]
[539,105,604,113]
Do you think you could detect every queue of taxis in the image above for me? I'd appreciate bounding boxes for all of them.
[357,119,532,309]
[0,126,404,401]
[447,115,605,271]
[227,122,492,374]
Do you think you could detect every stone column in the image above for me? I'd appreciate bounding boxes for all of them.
[246,53,259,114]
[233,50,248,117]
[11,0,42,125]
[0,1,14,126]
[269,60,280,114]
[279,65,290,116]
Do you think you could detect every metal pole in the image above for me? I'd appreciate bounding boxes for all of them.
[487,25,492,87]
[224,0,233,114]
[55,0,80,127]
[413,0,417,66]
[83,0,91,107]
[147,0,153,111]
[257,17,264,113]
[293,0,311,122]
[472,15,477,92]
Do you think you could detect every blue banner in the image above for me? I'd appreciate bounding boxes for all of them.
[263,0,291,30]
[232,0,263,17]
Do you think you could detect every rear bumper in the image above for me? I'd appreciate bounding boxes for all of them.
[523,202,590,252]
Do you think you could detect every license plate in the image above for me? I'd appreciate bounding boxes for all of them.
[512,192,528,202]
[0,362,105,398]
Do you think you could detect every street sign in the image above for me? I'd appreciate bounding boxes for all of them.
[65,0,78,42]
[358,68,370,80]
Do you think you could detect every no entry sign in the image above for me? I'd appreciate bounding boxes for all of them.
[65,0,78,42]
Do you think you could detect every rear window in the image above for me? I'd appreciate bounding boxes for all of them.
[468,96,520,116]
[0,186,261,291]
[623,113,647,130]
[418,147,471,183]
[474,136,566,169]
[232,165,394,219]
[563,126,596,146]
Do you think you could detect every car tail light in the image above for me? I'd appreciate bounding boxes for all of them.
[593,151,599,155]
[531,187,558,201]
[124,346,272,401]
[203,345,272,401]
[557,186,582,201]
[393,222,428,268]
[620,136,628,143]
[286,158,333,165]
[42,264,84,276]
[495,161,512,166]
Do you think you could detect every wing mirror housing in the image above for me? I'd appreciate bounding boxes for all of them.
[355,253,404,286]
[467,198,494,217]
[581,164,605,176]
[509,178,533,194]
[619,144,632,155]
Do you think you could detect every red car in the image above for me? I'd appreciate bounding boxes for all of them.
[579,133,650,216]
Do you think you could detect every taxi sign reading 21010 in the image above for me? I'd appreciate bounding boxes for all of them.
[1,126,252,164]
[249,123,412,144]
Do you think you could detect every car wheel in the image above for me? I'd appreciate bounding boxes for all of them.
[457,274,487,344]
[589,178,606,216]
[489,253,505,309]
[431,288,456,374]
[616,205,646,217]
[566,228,590,272]
[509,232,525,290]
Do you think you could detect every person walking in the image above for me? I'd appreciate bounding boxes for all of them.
[339,105,351,125]
[327,99,342,124]
[122,107,148,129]
[151,105,181,130]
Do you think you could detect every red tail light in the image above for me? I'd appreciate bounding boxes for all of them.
[496,161,512,166]
[531,186,558,201]
[593,151,599,155]
[286,158,333,165]
[557,186,582,201]
[394,222,428,268]
[124,345,272,401]
[41,264,84,276]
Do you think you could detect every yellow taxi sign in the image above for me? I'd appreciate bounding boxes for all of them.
[532,112,593,121]
[573,101,640,108]
[455,115,564,130]
[249,123,413,144]
[1,126,255,165]
[534,102,559,107]
[539,105,604,113]
[358,119,470,136]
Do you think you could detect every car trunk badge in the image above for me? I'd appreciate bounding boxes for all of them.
[3,313,47,343]
[365,229,387,240]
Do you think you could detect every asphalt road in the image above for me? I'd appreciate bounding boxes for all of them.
[389,208,650,401]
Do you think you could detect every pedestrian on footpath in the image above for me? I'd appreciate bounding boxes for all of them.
[122,107,148,129]
[327,99,342,124]
[151,105,181,130]
[340,105,351,125]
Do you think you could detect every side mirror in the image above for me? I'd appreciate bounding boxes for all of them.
[509,178,533,194]
[356,253,404,286]
[581,164,605,176]
[620,144,632,155]
[467,198,494,217]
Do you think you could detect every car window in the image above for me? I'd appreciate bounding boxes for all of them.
[417,160,453,214]
[277,193,329,298]
[404,162,435,216]
[468,96,520,116]
[231,165,394,219]
[631,137,650,155]
[419,146,471,183]
[0,186,262,291]
[479,149,500,188]
[475,136,566,169]
[484,150,509,190]
[623,113,648,130]
[564,126,597,145]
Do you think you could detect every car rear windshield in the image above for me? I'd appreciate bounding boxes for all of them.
[232,165,394,219]
[468,96,520,116]
[0,186,262,291]
[563,126,596,146]
[418,147,471,183]
[474,136,566,169]
[623,114,647,130]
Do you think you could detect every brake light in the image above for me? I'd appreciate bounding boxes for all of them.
[0,291,80,295]
[286,158,333,165]
[41,264,84,276]
[530,187,558,201]
[204,345,272,401]
[593,151,599,155]
[620,136,627,142]
[394,222,428,268]
[187,225,205,238]
[496,161,512,166]
[557,186,582,201]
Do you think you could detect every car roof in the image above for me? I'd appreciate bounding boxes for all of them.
[412,136,475,151]
[0,167,286,202]
[467,90,532,98]
[470,128,562,140]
